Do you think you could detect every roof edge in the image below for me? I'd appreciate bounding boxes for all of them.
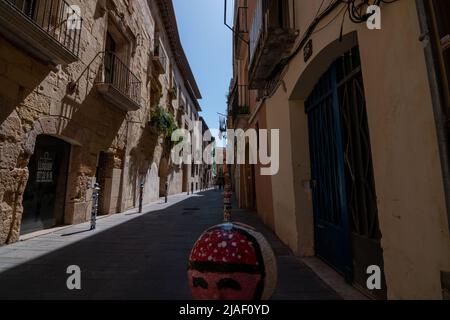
[154,0,202,101]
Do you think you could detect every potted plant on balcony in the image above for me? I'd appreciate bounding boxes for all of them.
[238,106,250,115]
[149,105,179,151]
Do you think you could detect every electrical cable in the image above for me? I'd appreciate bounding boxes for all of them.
[264,0,399,97]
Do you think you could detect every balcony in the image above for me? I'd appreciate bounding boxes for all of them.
[234,5,248,60]
[0,0,82,65]
[96,51,142,112]
[229,83,250,128]
[249,0,298,89]
[151,39,167,75]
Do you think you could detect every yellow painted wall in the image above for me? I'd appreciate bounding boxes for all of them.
[265,89,299,254]
[262,0,450,298]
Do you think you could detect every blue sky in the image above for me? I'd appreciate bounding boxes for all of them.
[173,0,233,145]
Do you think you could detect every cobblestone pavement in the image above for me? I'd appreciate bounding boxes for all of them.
[0,190,340,300]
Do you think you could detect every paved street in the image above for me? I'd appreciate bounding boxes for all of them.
[0,190,339,300]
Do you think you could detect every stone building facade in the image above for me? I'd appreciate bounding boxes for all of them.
[228,0,450,299]
[178,87,203,196]
[0,0,204,244]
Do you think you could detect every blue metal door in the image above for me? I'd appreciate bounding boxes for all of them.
[305,61,353,281]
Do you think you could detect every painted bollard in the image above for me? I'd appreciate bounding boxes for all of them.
[188,222,277,300]
[188,168,277,300]
[223,191,232,221]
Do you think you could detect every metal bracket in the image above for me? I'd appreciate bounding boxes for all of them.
[224,0,250,45]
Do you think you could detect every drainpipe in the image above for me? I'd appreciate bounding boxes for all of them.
[416,0,450,232]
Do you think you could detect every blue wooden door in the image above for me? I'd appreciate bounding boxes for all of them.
[305,62,353,281]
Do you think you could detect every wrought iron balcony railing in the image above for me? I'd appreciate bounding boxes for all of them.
[151,39,167,75]
[249,0,266,63]
[229,83,250,122]
[96,51,142,111]
[2,0,82,58]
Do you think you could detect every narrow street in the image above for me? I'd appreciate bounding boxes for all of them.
[0,190,339,300]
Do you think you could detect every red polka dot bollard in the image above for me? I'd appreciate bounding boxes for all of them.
[188,173,277,300]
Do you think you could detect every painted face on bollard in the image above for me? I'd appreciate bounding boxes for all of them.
[188,270,262,300]
[188,223,268,300]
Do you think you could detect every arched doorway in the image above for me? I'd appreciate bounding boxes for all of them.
[21,135,71,234]
[305,45,386,299]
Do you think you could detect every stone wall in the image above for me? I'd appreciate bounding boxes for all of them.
[0,0,192,244]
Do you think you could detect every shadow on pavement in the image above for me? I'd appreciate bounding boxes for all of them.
[0,190,339,300]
